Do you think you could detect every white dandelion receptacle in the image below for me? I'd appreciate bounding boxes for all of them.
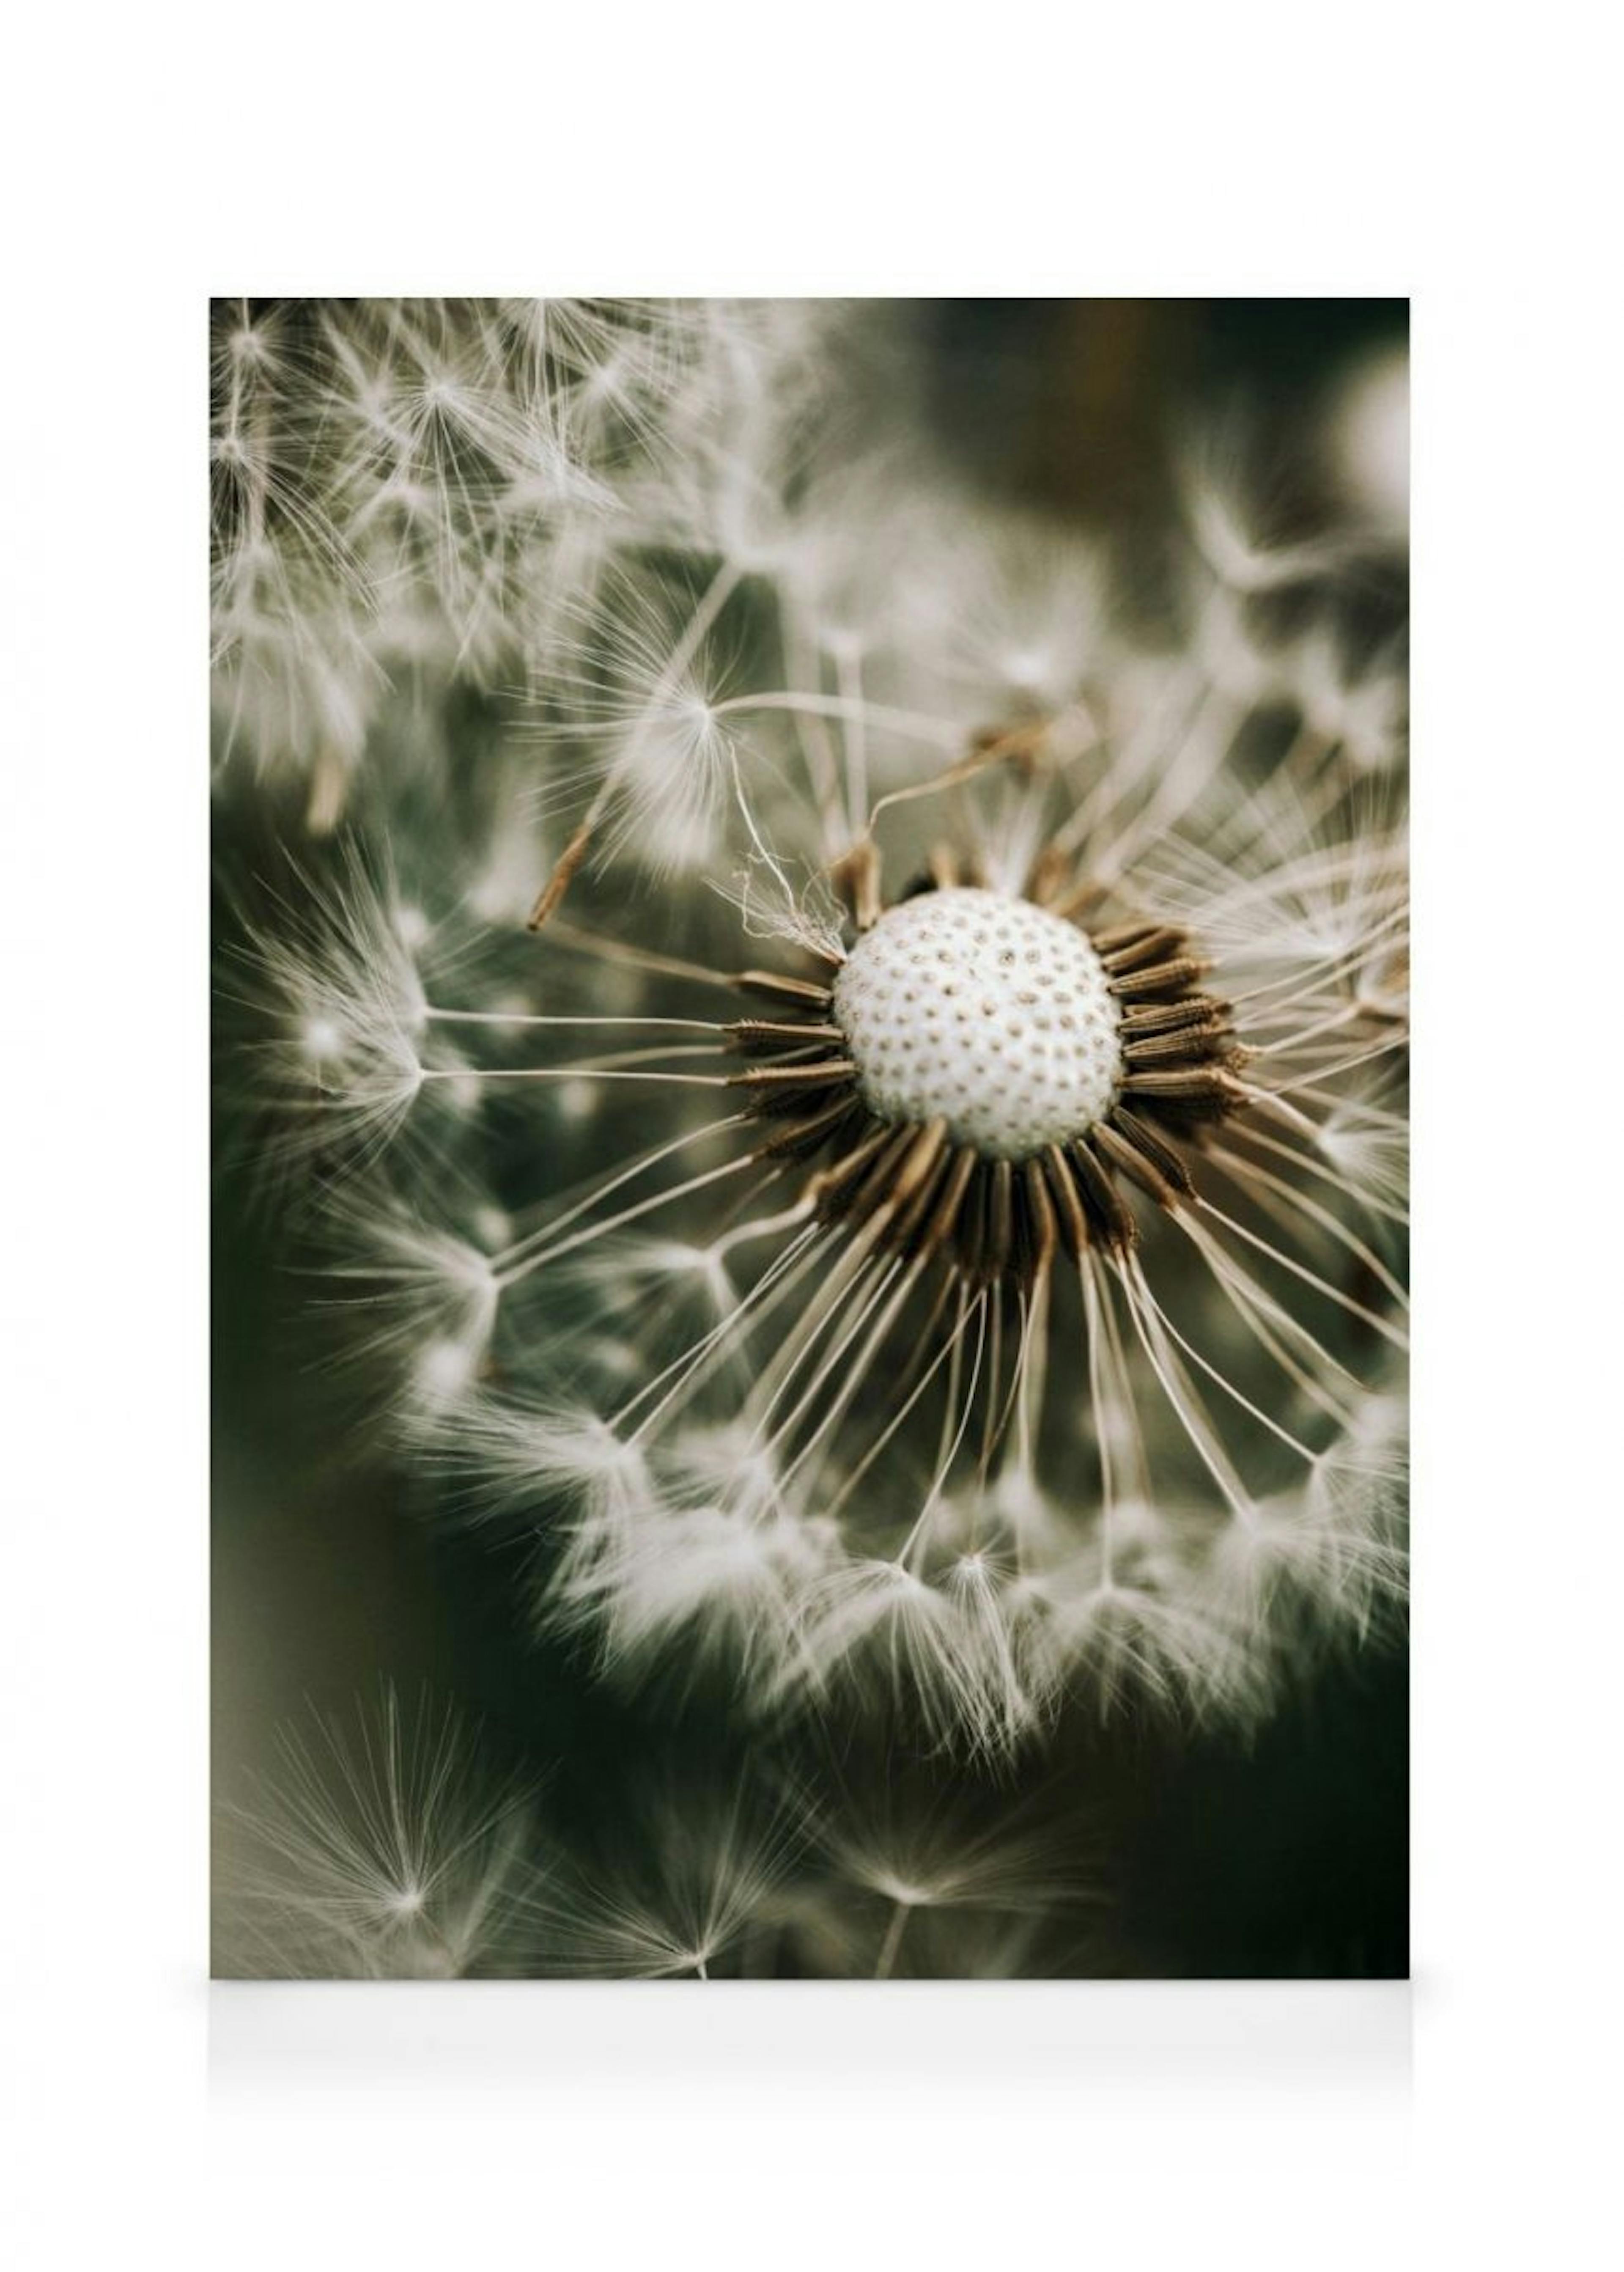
[832,889,1124,1161]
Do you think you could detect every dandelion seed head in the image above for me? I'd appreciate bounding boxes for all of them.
[266,705,1399,1743]
[223,305,1408,1756]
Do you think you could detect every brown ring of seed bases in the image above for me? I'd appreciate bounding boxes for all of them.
[719,864,1252,1290]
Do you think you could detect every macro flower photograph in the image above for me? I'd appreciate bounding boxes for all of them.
[211,296,1409,1980]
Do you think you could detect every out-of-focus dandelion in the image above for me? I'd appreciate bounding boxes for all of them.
[209,297,839,829]
[1324,342,1410,536]
[215,1688,540,1978]
[530,1779,807,1979]
[214,1691,1109,1979]
[800,1776,1102,1978]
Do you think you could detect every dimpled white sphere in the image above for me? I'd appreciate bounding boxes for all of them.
[832,888,1124,1160]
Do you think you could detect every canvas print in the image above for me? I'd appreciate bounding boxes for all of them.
[212,298,1408,1979]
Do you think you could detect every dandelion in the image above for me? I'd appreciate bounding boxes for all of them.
[219,303,1407,1767]
[242,643,1405,1755]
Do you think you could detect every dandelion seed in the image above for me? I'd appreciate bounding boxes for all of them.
[216,1688,541,1979]
[532,1779,807,1979]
